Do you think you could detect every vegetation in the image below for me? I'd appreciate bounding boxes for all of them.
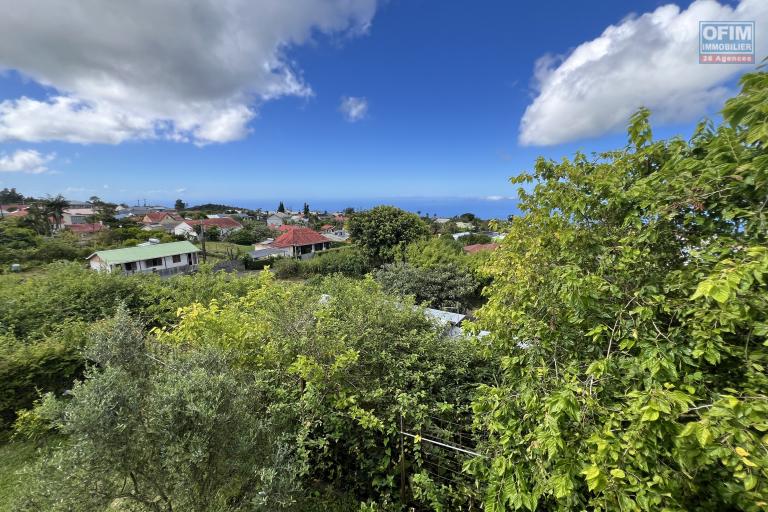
[1,71,766,512]
[227,220,277,245]
[0,263,267,426]
[374,262,479,311]
[348,206,430,264]
[272,247,370,279]
[10,274,485,510]
[470,71,768,511]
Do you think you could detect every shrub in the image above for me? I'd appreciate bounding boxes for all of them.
[273,257,302,279]
[374,262,479,310]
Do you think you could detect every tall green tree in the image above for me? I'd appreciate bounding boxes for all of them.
[470,72,768,511]
[41,195,69,231]
[0,187,26,204]
[277,201,285,213]
[174,198,186,211]
[348,205,429,264]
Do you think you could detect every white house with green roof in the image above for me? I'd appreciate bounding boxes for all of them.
[86,241,201,276]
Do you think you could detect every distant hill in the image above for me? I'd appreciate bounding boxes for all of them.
[186,203,248,212]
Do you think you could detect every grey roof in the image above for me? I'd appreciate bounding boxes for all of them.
[424,308,466,326]
[248,247,287,259]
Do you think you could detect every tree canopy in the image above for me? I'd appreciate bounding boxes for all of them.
[348,206,429,264]
[470,71,768,511]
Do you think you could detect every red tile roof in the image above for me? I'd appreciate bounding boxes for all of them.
[185,217,242,229]
[463,243,499,254]
[277,224,297,232]
[66,223,105,233]
[271,227,329,248]
[321,224,334,230]
[144,212,182,223]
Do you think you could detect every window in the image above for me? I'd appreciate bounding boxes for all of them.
[124,262,135,271]
[172,254,182,263]
[145,257,163,267]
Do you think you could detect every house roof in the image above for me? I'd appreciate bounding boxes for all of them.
[144,212,182,223]
[321,224,334,230]
[185,217,242,229]
[249,247,288,259]
[65,208,96,216]
[66,223,105,233]
[271,227,329,248]
[86,241,200,265]
[463,243,499,254]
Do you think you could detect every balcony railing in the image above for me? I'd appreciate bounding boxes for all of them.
[123,264,198,277]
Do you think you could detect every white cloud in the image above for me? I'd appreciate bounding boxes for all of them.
[0,0,378,145]
[520,0,768,146]
[0,149,55,174]
[339,96,369,122]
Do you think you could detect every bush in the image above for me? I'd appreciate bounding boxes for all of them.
[0,323,86,430]
[273,257,302,278]
[374,262,479,310]
[301,249,371,278]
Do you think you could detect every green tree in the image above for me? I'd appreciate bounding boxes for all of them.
[303,202,310,217]
[158,273,486,506]
[348,206,429,264]
[41,195,69,231]
[277,201,285,213]
[470,71,768,511]
[14,307,298,511]
[0,187,26,204]
[174,198,186,210]
[374,262,478,310]
[405,237,466,268]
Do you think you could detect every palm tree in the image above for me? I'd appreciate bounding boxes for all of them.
[22,203,51,235]
[43,195,70,231]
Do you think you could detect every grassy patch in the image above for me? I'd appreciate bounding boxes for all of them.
[0,438,44,511]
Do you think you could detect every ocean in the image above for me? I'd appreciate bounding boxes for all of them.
[231,197,521,220]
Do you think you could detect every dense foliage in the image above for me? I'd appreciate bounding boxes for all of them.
[272,248,371,279]
[11,273,486,510]
[14,308,296,512]
[348,206,430,264]
[470,71,768,511]
[375,262,479,311]
[0,263,267,425]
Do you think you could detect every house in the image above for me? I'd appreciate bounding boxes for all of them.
[184,217,243,236]
[66,223,106,242]
[248,246,291,260]
[62,208,96,225]
[141,212,183,230]
[452,231,472,240]
[270,227,331,259]
[463,243,499,254]
[86,240,200,277]
[455,221,475,230]
[266,214,284,227]
[320,224,335,233]
[0,204,29,218]
[434,218,451,224]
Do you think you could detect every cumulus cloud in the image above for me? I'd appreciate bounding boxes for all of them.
[520,0,768,146]
[0,149,55,174]
[0,0,378,145]
[339,96,369,122]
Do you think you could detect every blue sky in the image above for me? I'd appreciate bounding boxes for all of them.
[0,0,764,214]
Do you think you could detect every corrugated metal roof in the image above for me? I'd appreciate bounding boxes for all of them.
[87,241,200,265]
